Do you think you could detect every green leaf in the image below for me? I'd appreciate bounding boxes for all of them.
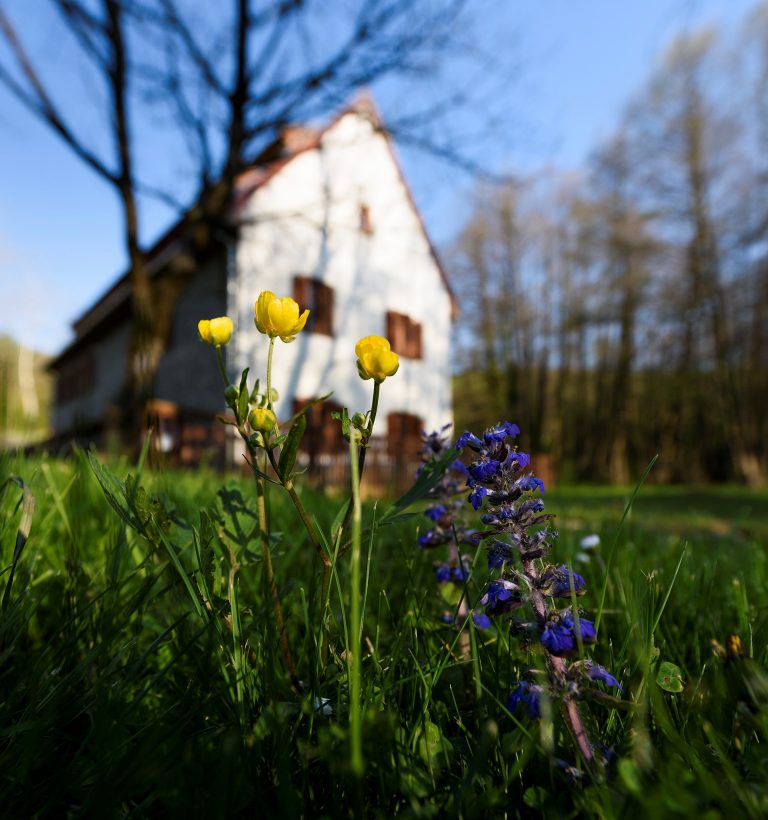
[379,445,457,526]
[656,661,684,693]
[287,392,332,427]
[331,499,351,536]
[438,582,463,606]
[618,759,643,795]
[414,721,453,769]
[278,414,306,481]
[523,787,549,809]
[237,367,250,423]
[331,407,351,441]
[87,451,140,530]
[198,509,217,595]
[1,475,35,612]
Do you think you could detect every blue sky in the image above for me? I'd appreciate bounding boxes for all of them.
[0,0,760,355]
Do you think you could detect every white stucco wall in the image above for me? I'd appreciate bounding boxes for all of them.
[229,110,453,440]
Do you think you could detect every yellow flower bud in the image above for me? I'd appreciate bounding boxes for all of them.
[254,290,310,343]
[355,336,400,382]
[249,406,277,433]
[198,316,234,346]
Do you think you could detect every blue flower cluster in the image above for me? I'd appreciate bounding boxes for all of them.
[434,556,471,584]
[507,660,623,721]
[456,421,622,721]
[417,426,471,551]
[418,426,476,629]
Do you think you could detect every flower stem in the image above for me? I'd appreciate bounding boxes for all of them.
[522,557,594,765]
[266,337,275,410]
[448,532,471,663]
[227,553,247,727]
[215,345,229,387]
[367,381,380,439]
[348,432,364,778]
[335,381,380,554]
[352,379,380,492]
[254,450,296,680]
[265,447,333,665]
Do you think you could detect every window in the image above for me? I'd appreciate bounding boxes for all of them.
[294,276,334,336]
[293,398,345,456]
[387,412,423,458]
[386,311,422,359]
[359,204,373,235]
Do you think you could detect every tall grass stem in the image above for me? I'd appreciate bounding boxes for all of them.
[348,433,364,777]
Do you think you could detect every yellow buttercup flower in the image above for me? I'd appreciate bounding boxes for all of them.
[254,290,309,343]
[249,406,277,433]
[355,336,400,382]
[198,316,234,346]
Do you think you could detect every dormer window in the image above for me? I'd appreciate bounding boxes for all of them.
[294,275,334,336]
[359,204,373,235]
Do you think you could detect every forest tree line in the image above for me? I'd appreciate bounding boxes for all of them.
[451,9,768,485]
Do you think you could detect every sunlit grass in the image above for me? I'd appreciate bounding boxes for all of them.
[2,451,767,817]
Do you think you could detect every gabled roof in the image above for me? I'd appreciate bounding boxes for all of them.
[50,95,456,369]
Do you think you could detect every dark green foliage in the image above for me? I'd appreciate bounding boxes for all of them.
[2,452,768,817]
[279,415,307,481]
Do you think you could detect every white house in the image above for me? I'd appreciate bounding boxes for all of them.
[49,96,456,471]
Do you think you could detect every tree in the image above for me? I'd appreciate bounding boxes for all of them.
[0,0,503,441]
[587,128,658,482]
[628,29,765,484]
[450,15,768,485]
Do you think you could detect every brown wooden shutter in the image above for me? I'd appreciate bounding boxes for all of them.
[386,312,421,358]
[407,318,422,359]
[294,397,344,455]
[386,311,405,355]
[386,311,395,349]
[314,281,334,336]
[293,276,311,312]
[359,204,373,234]
[388,412,423,457]
[294,276,333,336]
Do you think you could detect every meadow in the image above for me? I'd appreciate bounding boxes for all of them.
[2,448,767,819]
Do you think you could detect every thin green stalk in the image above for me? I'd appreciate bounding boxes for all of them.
[357,379,380,479]
[595,454,658,631]
[367,381,380,437]
[285,479,334,668]
[227,554,247,726]
[255,458,296,680]
[348,433,364,778]
[318,537,338,668]
[448,524,471,664]
[265,447,334,666]
[215,345,229,387]
[266,337,276,410]
[336,381,380,551]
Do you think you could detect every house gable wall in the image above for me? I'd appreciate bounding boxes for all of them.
[231,110,453,440]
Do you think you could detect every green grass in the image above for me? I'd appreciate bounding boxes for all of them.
[549,484,768,540]
[2,451,767,818]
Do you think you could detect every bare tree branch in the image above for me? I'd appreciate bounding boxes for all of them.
[0,8,118,183]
